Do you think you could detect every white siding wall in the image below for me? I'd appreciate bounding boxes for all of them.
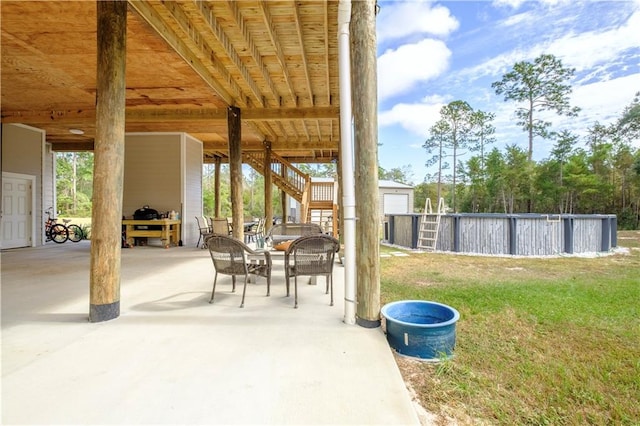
[123,134,182,217]
[1,124,45,246]
[182,134,203,247]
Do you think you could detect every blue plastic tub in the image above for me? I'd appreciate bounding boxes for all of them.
[381,300,460,361]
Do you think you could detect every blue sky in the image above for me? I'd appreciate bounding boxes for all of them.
[376,0,640,184]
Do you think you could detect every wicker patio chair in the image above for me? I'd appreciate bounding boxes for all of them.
[205,234,272,308]
[209,217,232,236]
[284,234,340,308]
[244,217,265,243]
[265,222,323,247]
[195,216,212,248]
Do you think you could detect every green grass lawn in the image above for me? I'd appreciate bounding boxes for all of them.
[381,231,640,425]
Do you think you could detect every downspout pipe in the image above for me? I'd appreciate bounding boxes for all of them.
[338,0,356,325]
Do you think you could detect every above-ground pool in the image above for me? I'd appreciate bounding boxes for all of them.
[381,300,460,361]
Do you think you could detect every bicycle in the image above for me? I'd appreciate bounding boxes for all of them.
[44,207,84,243]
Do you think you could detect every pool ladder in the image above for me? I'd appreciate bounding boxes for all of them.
[417,197,444,252]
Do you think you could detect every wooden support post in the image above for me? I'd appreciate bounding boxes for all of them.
[263,141,273,232]
[352,0,380,328]
[280,166,287,221]
[214,156,222,218]
[90,0,126,322]
[228,106,244,241]
[336,155,343,243]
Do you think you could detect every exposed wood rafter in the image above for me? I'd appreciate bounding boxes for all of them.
[223,0,280,106]
[183,1,264,107]
[293,2,313,105]
[258,1,296,106]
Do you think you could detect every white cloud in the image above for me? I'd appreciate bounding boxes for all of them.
[562,73,640,133]
[378,39,451,101]
[377,1,459,43]
[492,0,526,8]
[546,11,640,74]
[454,7,640,85]
[379,99,445,136]
[493,0,569,10]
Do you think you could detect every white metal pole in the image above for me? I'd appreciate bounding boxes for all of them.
[338,0,356,325]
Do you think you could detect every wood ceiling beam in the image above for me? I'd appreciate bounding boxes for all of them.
[1,109,96,123]
[50,140,338,153]
[258,1,296,106]
[1,107,339,124]
[324,1,331,105]
[293,2,313,105]
[50,142,95,151]
[126,0,235,105]
[223,0,279,106]
[150,0,247,107]
[203,138,338,151]
[186,1,264,108]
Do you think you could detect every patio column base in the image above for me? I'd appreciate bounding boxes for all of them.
[356,316,380,328]
[89,301,120,322]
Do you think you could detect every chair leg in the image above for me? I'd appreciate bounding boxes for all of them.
[231,275,236,292]
[266,273,271,297]
[209,272,218,303]
[329,274,334,306]
[240,275,248,308]
[294,276,298,309]
[197,234,202,248]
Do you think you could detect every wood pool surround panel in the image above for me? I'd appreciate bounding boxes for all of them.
[385,213,617,256]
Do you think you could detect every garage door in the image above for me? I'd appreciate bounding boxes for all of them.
[383,193,409,215]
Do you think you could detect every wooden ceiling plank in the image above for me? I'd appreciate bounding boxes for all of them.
[258,1,296,105]
[188,1,264,108]
[223,0,280,107]
[126,0,234,105]
[293,2,313,104]
[300,119,311,141]
[155,1,247,107]
[324,1,331,105]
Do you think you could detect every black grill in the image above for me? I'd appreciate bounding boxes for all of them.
[134,206,159,220]
[133,206,160,231]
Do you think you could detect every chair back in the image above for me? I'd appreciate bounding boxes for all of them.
[266,222,323,245]
[286,235,340,275]
[256,217,266,235]
[206,235,248,275]
[196,216,209,234]
[210,217,231,235]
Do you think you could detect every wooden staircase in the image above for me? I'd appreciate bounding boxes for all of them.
[244,151,307,202]
[304,181,339,237]
[417,197,445,251]
[244,152,339,237]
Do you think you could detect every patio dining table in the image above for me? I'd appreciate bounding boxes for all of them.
[248,246,319,285]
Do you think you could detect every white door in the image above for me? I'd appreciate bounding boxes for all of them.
[2,176,33,249]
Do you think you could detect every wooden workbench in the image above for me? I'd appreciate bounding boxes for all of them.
[122,219,181,248]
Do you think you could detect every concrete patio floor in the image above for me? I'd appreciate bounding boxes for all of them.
[1,240,421,425]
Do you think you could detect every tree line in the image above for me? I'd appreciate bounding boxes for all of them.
[419,53,640,229]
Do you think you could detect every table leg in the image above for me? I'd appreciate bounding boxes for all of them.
[161,224,170,248]
[126,224,135,247]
